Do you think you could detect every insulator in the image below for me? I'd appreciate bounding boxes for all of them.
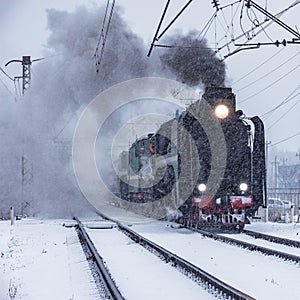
[211,0,220,10]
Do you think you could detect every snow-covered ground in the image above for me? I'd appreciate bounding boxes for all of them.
[247,221,300,241]
[131,221,300,300]
[87,226,216,300]
[222,223,300,257]
[1,218,300,300]
[0,219,100,300]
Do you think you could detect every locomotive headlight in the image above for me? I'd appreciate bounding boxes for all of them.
[198,183,207,192]
[239,183,248,192]
[214,104,229,119]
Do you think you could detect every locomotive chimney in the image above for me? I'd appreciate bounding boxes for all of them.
[202,87,236,113]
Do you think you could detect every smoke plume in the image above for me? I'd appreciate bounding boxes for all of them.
[159,31,226,87]
[1,4,229,218]
[10,5,155,218]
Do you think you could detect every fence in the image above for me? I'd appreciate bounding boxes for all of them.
[267,188,300,208]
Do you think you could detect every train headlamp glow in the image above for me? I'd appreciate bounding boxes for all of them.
[214,104,229,119]
[239,183,248,192]
[198,183,207,192]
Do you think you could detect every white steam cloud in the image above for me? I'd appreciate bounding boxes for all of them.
[0,4,227,218]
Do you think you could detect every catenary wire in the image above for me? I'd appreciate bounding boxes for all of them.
[232,47,285,84]
[269,131,300,147]
[94,0,115,71]
[0,76,15,97]
[220,0,300,56]
[267,98,300,130]
[261,85,300,118]
[236,49,300,91]
[0,67,14,81]
[249,7,274,43]
[238,63,300,103]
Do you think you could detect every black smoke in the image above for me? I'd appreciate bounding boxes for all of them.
[159,31,226,87]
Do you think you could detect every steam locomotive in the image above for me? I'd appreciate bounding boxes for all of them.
[118,87,266,230]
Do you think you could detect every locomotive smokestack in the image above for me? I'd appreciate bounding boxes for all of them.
[203,87,236,111]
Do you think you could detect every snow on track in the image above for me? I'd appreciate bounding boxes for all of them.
[247,222,300,242]
[0,219,101,300]
[220,232,300,257]
[86,225,216,300]
[131,221,300,300]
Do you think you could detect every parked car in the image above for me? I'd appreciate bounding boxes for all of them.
[267,198,295,223]
[282,200,294,209]
[267,198,293,209]
[267,198,284,208]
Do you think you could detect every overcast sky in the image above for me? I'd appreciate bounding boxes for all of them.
[1,0,299,154]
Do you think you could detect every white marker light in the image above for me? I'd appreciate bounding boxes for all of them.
[214,104,229,119]
[239,183,248,192]
[198,183,207,192]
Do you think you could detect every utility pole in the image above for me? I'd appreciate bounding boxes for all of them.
[21,56,31,93]
[280,158,288,188]
[21,154,34,216]
[275,156,278,189]
[5,56,43,94]
[271,156,280,197]
[297,152,300,189]
[296,152,300,164]
[5,56,31,94]
[4,56,41,216]
[265,140,271,187]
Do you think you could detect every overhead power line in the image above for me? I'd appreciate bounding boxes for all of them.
[0,67,14,81]
[148,0,300,59]
[267,97,300,130]
[3,54,56,96]
[0,76,15,97]
[238,63,300,103]
[94,0,115,72]
[232,47,285,85]
[261,85,300,118]
[270,131,300,147]
[224,0,300,58]
[246,1,300,38]
[221,0,300,58]
[235,49,300,92]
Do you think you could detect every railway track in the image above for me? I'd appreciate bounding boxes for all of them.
[242,229,300,248]
[94,212,255,300]
[74,217,124,300]
[191,227,300,264]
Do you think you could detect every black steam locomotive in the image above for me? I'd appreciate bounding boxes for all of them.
[118,87,266,230]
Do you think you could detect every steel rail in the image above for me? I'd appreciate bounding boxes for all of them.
[96,212,255,300]
[192,228,300,263]
[243,229,300,248]
[74,217,124,300]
